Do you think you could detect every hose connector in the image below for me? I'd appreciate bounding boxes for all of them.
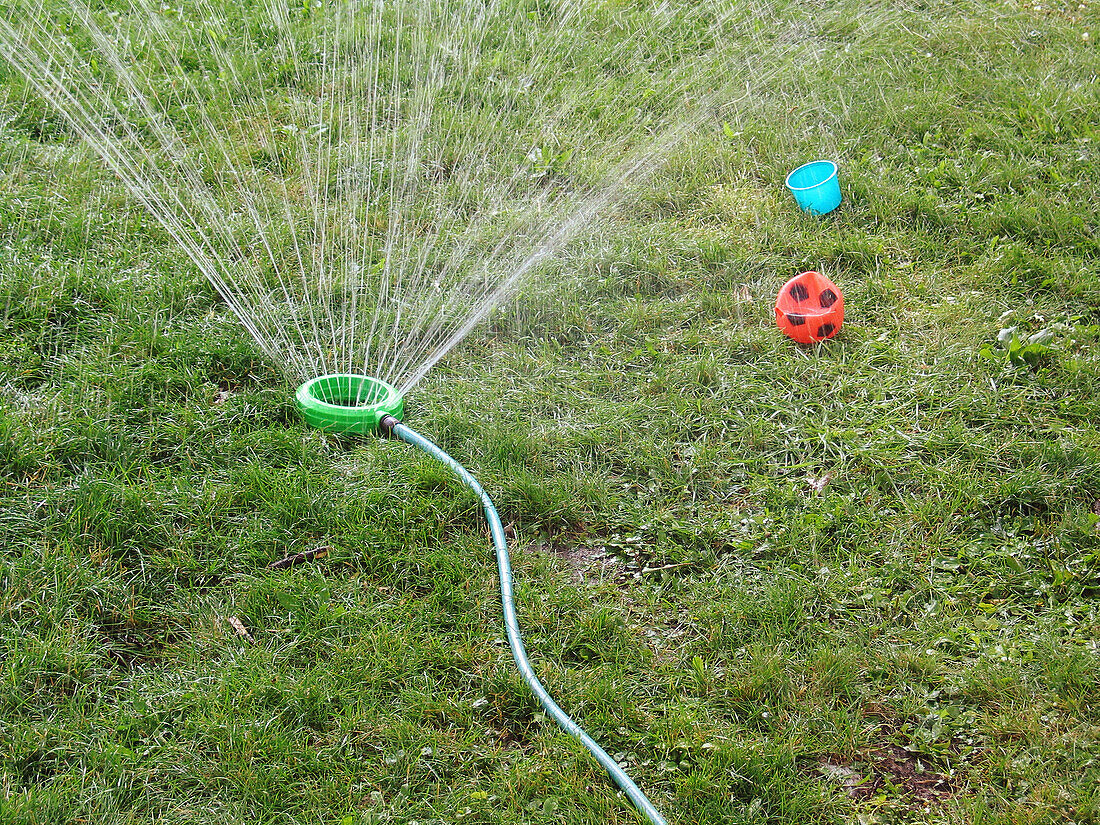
[378,414,400,438]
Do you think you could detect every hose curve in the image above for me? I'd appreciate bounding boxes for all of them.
[389,421,667,825]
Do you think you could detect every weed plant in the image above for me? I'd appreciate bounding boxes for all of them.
[3,0,1100,823]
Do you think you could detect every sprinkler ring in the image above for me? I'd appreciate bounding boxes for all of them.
[295,374,404,434]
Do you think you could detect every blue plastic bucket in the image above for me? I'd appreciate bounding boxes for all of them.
[785,160,841,215]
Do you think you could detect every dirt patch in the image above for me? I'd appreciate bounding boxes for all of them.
[537,541,624,586]
[99,621,170,669]
[809,711,964,809]
[815,745,959,804]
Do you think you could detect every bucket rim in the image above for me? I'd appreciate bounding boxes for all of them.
[785,159,838,191]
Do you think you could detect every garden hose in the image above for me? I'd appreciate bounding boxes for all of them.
[380,415,668,825]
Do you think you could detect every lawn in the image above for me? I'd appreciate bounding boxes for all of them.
[2,0,1100,823]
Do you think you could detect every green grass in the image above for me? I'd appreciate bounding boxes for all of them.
[3,0,1100,823]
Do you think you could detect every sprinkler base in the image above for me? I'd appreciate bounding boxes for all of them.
[295,374,404,434]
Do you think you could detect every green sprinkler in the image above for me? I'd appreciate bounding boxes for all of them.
[295,374,405,434]
[295,375,668,825]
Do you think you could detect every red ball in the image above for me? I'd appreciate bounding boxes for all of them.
[775,271,844,345]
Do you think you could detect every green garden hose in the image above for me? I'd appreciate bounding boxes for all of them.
[380,415,668,825]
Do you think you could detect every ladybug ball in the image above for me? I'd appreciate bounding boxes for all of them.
[775,271,844,344]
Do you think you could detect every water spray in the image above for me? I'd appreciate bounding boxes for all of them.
[296,376,668,825]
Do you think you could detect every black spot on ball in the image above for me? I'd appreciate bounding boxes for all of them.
[819,289,838,308]
[788,283,810,302]
[816,323,836,338]
[786,313,806,326]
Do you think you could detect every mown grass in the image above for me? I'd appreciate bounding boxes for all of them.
[3,0,1100,823]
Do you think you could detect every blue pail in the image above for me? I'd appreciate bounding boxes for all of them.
[785,160,841,215]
